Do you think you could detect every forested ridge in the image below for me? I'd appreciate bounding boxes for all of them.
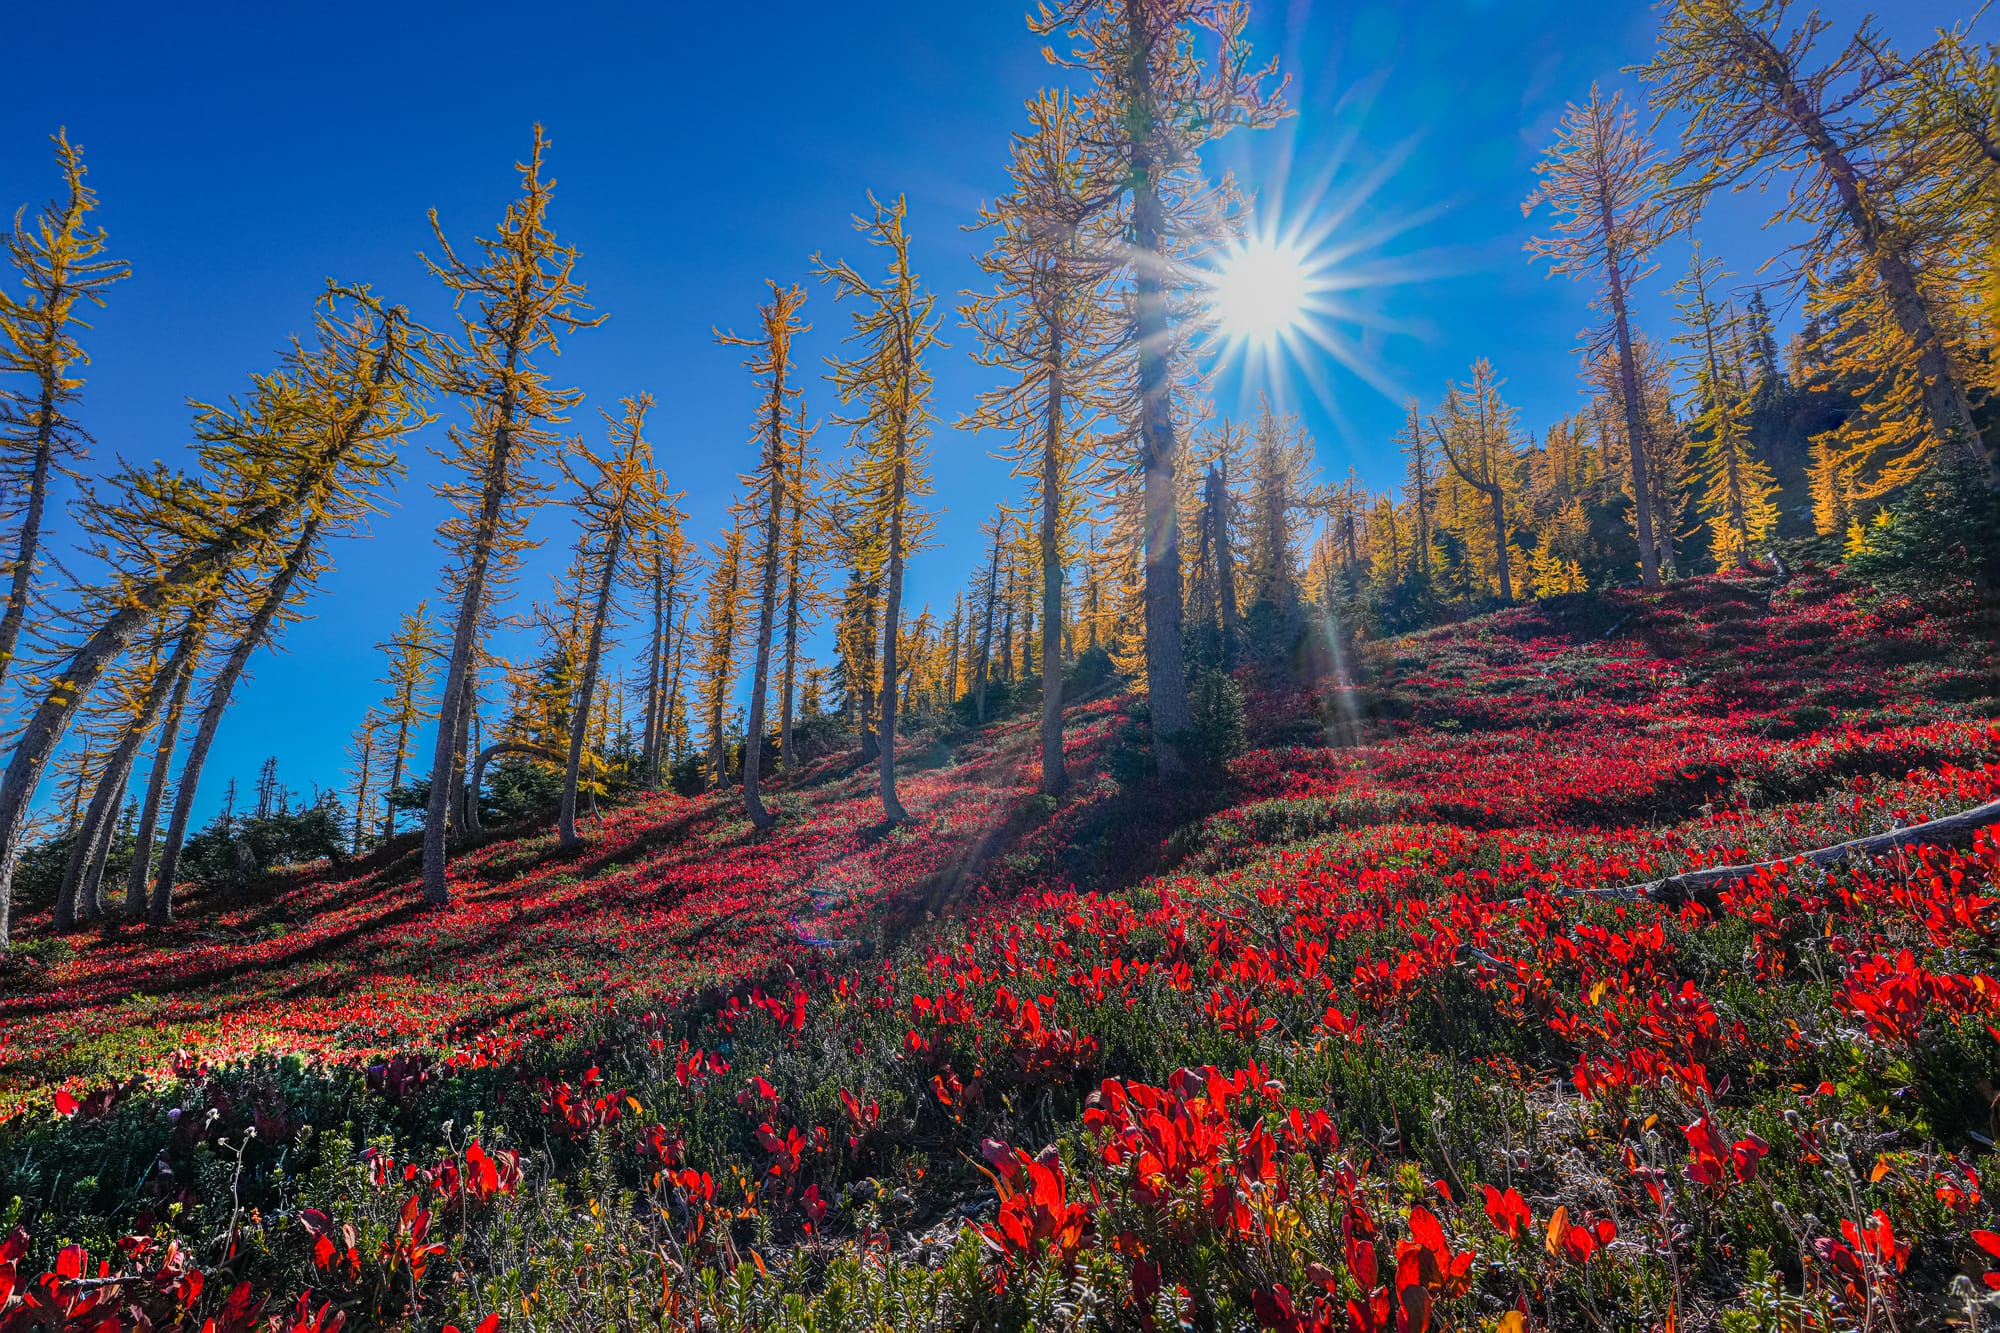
[0,0,1995,1330]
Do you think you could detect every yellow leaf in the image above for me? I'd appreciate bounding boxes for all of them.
[1544,1204,1570,1259]
[1588,980,1610,1006]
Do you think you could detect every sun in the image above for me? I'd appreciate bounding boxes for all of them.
[1210,237,1312,345]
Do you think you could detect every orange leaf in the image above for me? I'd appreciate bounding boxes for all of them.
[1544,1205,1570,1260]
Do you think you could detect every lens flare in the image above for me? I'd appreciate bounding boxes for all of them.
[1211,238,1312,345]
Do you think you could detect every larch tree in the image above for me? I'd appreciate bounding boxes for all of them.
[696,525,747,790]
[0,286,418,944]
[1432,359,1522,603]
[372,603,443,840]
[777,397,826,773]
[149,525,326,925]
[54,610,207,930]
[1032,0,1287,775]
[971,514,1005,724]
[420,126,598,908]
[1524,84,1667,587]
[0,130,129,700]
[717,283,808,829]
[632,495,694,789]
[815,194,942,825]
[1398,401,1436,584]
[345,715,381,856]
[963,90,1121,796]
[555,395,659,849]
[1639,0,1990,485]
[121,604,204,917]
[1672,244,1778,568]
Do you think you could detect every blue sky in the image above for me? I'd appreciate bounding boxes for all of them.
[1,0,1972,818]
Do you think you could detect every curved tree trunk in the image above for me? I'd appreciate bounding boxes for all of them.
[55,608,208,931]
[470,741,566,813]
[125,637,199,916]
[150,522,319,926]
[560,520,627,849]
[0,385,58,701]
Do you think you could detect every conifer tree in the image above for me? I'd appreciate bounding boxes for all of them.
[55,610,207,930]
[122,611,203,916]
[697,525,747,789]
[971,515,1005,724]
[1432,360,1522,603]
[1525,85,1667,586]
[149,524,325,924]
[816,195,942,824]
[776,399,825,773]
[420,127,598,907]
[0,287,417,943]
[345,716,381,856]
[718,284,808,828]
[372,604,443,840]
[633,500,694,788]
[1641,0,1990,484]
[1672,244,1778,568]
[1398,401,1436,584]
[0,130,129,700]
[1032,0,1287,774]
[963,90,1120,796]
[555,396,659,849]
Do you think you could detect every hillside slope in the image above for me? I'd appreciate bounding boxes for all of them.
[3,569,1998,1332]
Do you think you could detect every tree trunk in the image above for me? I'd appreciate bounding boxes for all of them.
[57,613,204,930]
[975,524,1001,724]
[1212,466,1240,659]
[879,478,910,824]
[778,506,802,771]
[742,469,786,829]
[150,522,320,927]
[471,741,566,811]
[1132,174,1192,773]
[1597,179,1661,588]
[1779,78,1991,480]
[560,518,626,848]
[0,384,58,701]
[641,557,667,787]
[424,365,522,904]
[1038,340,1069,798]
[125,634,199,917]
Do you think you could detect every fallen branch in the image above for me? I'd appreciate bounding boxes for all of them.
[1529,798,2000,906]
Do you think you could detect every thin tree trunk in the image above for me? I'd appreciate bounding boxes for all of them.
[641,557,666,786]
[879,476,910,823]
[57,612,205,929]
[0,384,58,701]
[975,524,1001,724]
[424,359,523,905]
[150,522,319,926]
[1214,467,1240,655]
[1038,341,1069,798]
[1776,77,1990,479]
[1598,182,1660,588]
[125,633,199,916]
[350,728,374,856]
[742,471,786,829]
[559,518,626,848]
[1132,172,1192,773]
[778,494,803,772]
